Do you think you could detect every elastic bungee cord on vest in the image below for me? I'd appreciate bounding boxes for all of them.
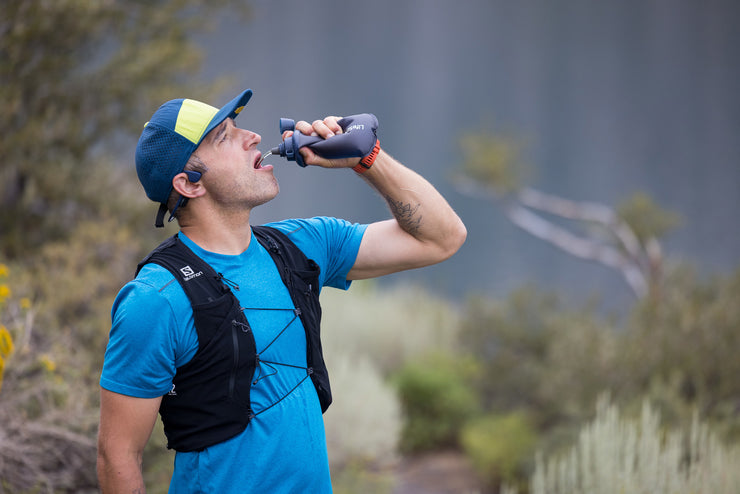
[239,305,312,418]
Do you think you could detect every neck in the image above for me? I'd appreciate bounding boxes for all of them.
[178,208,253,255]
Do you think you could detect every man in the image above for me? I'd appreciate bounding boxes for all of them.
[97,88,466,492]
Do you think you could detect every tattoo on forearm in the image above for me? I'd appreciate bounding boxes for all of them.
[385,196,422,235]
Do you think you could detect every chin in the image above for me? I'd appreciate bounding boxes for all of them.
[252,185,280,208]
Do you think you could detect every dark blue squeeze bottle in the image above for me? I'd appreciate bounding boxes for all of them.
[271,113,378,167]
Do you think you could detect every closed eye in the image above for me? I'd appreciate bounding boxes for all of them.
[211,120,230,144]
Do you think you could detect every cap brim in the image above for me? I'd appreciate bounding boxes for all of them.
[200,89,253,145]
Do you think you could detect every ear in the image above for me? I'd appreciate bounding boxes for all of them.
[172,172,205,199]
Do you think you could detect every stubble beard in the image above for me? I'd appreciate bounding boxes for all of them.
[213,174,280,213]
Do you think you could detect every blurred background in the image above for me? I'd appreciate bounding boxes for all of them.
[1,1,738,493]
[201,0,740,308]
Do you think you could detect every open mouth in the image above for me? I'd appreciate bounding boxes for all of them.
[254,151,273,170]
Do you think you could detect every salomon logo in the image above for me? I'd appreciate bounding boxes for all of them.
[346,124,365,132]
[180,265,203,281]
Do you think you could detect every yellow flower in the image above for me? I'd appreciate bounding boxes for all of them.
[0,326,12,357]
[0,284,10,301]
[20,298,31,310]
[0,355,5,393]
[0,264,8,278]
[39,354,56,372]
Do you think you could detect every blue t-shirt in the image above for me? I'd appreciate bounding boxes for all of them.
[100,217,366,493]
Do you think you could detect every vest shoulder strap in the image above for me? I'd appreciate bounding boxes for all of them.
[136,235,229,305]
[135,226,316,305]
[251,225,317,278]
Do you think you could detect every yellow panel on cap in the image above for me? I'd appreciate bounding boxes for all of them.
[175,99,219,144]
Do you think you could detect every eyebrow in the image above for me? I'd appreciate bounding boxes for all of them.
[212,122,227,143]
[210,119,231,144]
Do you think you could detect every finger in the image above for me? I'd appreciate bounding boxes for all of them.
[294,120,317,136]
[299,146,314,163]
[299,146,326,167]
[323,116,343,134]
[311,119,335,139]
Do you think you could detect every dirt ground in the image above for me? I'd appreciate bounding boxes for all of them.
[391,451,488,494]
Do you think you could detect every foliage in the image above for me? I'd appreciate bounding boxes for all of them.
[392,352,480,454]
[452,125,738,489]
[323,354,401,469]
[505,397,740,494]
[0,220,163,491]
[320,282,462,378]
[449,266,740,490]
[617,191,681,245]
[0,1,248,491]
[459,288,618,425]
[0,217,166,491]
[0,262,98,491]
[456,131,681,299]
[0,265,16,393]
[330,460,395,494]
[461,411,537,491]
[625,266,740,439]
[457,130,530,195]
[0,0,246,258]
[320,281,464,484]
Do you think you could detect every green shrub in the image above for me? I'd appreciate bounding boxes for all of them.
[323,354,401,469]
[461,411,537,491]
[507,396,740,494]
[330,459,395,494]
[320,280,462,473]
[393,352,480,453]
[0,261,98,491]
[320,281,462,377]
[459,288,619,442]
[0,218,167,492]
[624,266,740,439]
[458,269,740,468]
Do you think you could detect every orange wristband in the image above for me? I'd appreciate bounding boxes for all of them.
[353,139,381,174]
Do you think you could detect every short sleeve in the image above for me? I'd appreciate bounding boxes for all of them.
[266,217,367,290]
[99,265,197,398]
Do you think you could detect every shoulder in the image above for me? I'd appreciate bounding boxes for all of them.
[103,264,193,398]
[122,262,181,299]
[262,218,367,290]
[264,217,367,251]
[112,263,189,325]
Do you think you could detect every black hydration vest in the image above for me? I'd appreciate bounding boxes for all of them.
[135,226,331,452]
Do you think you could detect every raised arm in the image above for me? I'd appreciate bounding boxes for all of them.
[294,117,467,280]
[97,388,162,493]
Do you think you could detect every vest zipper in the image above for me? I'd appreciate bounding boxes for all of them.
[229,321,240,398]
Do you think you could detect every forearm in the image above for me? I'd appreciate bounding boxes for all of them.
[97,452,146,493]
[295,115,466,279]
[97,389,160,494]
[358,150,466,254]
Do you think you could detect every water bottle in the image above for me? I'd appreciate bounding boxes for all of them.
[270,113,378,167]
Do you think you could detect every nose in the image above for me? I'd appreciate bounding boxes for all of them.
[242,129,261,149]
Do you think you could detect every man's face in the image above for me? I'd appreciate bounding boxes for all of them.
[195,118,279,210]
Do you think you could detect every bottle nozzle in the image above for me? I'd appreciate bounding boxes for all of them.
[257,151,273,167]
